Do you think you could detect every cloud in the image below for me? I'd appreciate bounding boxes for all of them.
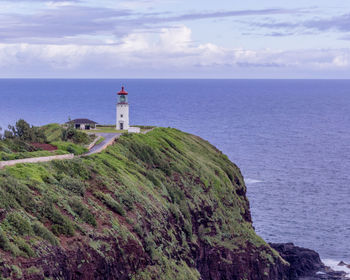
[0,25,348,78]
[0,6,134,43]
[163,8,301,22]
[250,13,350,37]
[0,0,80,2]
[304,13,350,32]
[0,2,347,78]
[0,4,303,44]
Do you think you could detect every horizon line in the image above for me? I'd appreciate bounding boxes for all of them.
[0,78,349,80]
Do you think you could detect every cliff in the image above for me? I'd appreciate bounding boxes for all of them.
[0,128,290,279]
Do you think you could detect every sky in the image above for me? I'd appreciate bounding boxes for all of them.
[0,0,349,78]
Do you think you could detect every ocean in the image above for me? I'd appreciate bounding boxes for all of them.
[1,79,349,264]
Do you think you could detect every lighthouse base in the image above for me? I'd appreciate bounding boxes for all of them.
[128,127,141,133]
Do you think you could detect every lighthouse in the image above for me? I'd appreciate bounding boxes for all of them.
[116,86,129,130]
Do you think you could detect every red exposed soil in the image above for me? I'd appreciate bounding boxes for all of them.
[31,143,58,151]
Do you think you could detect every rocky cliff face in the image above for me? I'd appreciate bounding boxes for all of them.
[270,243,348,280]
[0,128,293,279]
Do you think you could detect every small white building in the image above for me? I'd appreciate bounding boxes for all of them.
[116,86,140,133]
[68,119,97,130]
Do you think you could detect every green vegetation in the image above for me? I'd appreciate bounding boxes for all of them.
[0,120,91,160]
[133,125,155,129]
[0,150,68,161]
[0,127,282,279]
[93,125,125,133]
[51,141,88,155]
[95,136,105,146]
[39,123,65,142]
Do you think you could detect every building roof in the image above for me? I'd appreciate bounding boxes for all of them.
[67,119,97,125]
[118,86,128,95]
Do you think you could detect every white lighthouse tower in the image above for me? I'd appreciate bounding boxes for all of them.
[116,86,129,131]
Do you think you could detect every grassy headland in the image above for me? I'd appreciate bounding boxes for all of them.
[0,127,288,279]
[0,121,93,160]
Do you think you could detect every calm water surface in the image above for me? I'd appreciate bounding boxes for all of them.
[1,79,349,262]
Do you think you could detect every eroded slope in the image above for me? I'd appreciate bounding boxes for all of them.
[0,128,288,279]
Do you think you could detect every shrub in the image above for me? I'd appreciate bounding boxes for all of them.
[95,192,125,216]
[183,221,193,239]
[72,131,90,145]
[14,237,35,257]
[58,176,86,196]
[6,212,33,236]
[51,141,88,155]
[40,200,75,237]
[117,192,134,211]
[0,229,11,252]
[32,222,58,246]
[145,234,157,260]
[133,224,142,237]
[69,199,97,227]
[51,224,75,236]
[39,123,64,142]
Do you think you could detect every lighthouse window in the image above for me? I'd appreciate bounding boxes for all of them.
[120,114,123,118]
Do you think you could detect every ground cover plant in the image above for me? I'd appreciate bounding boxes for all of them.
[0,120,92,160]
[0,128,286,279]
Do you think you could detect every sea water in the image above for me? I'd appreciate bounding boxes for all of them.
[1,79,350,264]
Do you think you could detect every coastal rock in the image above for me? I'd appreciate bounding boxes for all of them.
[338,261,347,266]
[270,243,348,280]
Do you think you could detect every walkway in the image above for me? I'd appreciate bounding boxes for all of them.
[0,129,154,168]
[85,133,121,155]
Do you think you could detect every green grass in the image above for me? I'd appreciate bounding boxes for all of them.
[0,127,283,279]
[39,123,64,142]
[93,126,125,133]
[94,137,105,146]
[0,123,92,161]
[51,141,88,155]
[0,150,68,161]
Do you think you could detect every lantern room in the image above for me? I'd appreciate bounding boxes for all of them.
[118,86,128,104]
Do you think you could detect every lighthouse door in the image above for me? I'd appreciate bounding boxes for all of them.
[120,123,124,130]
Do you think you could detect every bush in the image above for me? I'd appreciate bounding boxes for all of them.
[95,192,125,216]
[6,212,33,236]
[0,229,11,252]
[72,131,90,145]
[51,224,75,236]
[183,221,193,239]
[52,159,90,180]
[52,141,88,155]
[39,123,64,142]
[117,192,134,211]
[62,122,90,145]
[58,176,86,196]
[32,222,58,246]
[14,237,35,257]
[40,200,75,237]
[69,199,96,227]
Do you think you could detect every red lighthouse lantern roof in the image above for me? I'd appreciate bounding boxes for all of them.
[118,86,128,95]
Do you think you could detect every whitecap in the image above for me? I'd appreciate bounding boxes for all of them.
[322,259,350,278]
[245,178,263,185]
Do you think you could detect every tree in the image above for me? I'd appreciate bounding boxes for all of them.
[14,119,31,140]
[3,120,46,142]
[62,118,75,141]
[4,129,14,139]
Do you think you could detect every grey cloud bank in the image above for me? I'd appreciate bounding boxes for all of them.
[251,13,350,35]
